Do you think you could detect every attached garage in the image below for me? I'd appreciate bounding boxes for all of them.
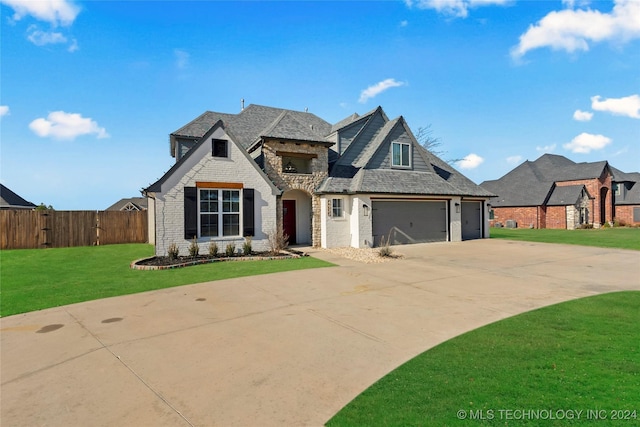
[461,201,482,240]
[372,200,447,246]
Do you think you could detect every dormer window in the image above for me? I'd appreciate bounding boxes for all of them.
[392,142,410,168]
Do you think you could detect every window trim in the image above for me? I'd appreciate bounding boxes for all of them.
[391,141,411,168]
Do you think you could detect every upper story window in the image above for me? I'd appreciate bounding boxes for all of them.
[392,142,411,168]
[212,139,228,158]
[613,183,623,197]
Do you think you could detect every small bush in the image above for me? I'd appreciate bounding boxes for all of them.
[578,223,594,229]
[267,228,289,255]
[188,237,199,258]
[613,218,627,227]
[209,241,218,257]
[379,234,393,258]
[225,243,236,257]
[167,243,179,260]
[243,236,252,255]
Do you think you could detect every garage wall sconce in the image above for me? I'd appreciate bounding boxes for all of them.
[455,202,461,213]
[363,204,370,216]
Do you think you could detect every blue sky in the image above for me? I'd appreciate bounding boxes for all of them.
[1,0,639,210]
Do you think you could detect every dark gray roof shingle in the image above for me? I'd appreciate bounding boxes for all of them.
[546,185,587,206]
[0,184,36,209]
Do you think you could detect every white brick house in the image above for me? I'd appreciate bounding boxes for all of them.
[145,104,493,256]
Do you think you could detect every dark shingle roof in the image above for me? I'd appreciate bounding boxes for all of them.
[171,105,332,155]
[318,116,493,197]
[480,154,615,207]
[614,171,640,205]
[0,184,36,209]
[106,197,148,211]
[546,185,587,206]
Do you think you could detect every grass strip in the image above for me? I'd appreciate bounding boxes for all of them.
[327,291,640,426]
[0,244,333,317]
[490,227,640,251]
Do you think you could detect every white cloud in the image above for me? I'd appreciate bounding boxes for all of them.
[0,0,80,26]
[0,105,9,117]
[405,0,511,18]
[536,144,557,152]
[400,20,409,27]
[511,0,640,60]
[359,78,406,103]
[68,38,79,52]
[506,155,522,165]
[591,94,640,119]
[29,111,109,140]
[27,26,67,46]
[457,153,484,169]
[573,109,593,121]
[563,132,612,153]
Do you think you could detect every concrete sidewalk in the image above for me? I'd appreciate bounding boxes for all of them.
[2,240,639,426]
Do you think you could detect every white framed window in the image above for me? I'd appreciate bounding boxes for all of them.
[392,142,411,168]
[331,198,343,218]
[199,189,240,237]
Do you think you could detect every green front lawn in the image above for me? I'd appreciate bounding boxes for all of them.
[490,227,640,250]
[0,244,333,317]
[327,291,640,426]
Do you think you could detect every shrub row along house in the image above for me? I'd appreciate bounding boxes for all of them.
[144,104,493,255]
[480,154,640,229]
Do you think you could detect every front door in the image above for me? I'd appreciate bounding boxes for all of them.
[283,200,296,245]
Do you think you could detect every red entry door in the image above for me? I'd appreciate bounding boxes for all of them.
[283,200,296,245]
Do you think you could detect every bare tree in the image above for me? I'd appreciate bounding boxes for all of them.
[415,125,462,165]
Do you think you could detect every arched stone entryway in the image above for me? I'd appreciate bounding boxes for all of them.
[281,190,313,245]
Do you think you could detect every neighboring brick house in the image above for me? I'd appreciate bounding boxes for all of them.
[144,104,494,256]
[480,154,640,229]
[612,169,640,226]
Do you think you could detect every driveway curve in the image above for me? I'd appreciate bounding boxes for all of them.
[2,240,639,426]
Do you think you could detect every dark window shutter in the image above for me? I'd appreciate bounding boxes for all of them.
[243,188,255,236]
[184,187,198,239]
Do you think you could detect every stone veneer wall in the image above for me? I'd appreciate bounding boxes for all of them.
[262,140,329,247]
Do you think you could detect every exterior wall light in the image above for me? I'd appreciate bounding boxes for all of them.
[455,202,461,213]
[363,204,370,216]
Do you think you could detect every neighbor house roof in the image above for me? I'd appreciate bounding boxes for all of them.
[546,185,589,206]
[480,154,616,207]
[107,197,148,211]
[0,184,36,209]
[612,170,640,205]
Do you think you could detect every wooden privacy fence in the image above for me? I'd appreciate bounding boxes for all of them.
[0,210,148,250]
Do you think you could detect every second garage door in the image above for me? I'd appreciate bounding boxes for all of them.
[372,200,447,246]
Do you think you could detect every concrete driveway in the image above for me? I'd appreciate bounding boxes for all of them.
[2,239,639,426]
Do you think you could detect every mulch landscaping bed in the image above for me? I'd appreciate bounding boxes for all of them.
[131,250,306,270]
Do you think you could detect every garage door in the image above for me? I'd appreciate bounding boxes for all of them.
[372,200,447,246]
[461,201,482,240]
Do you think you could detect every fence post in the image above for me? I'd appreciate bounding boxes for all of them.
[96,210,100,246]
